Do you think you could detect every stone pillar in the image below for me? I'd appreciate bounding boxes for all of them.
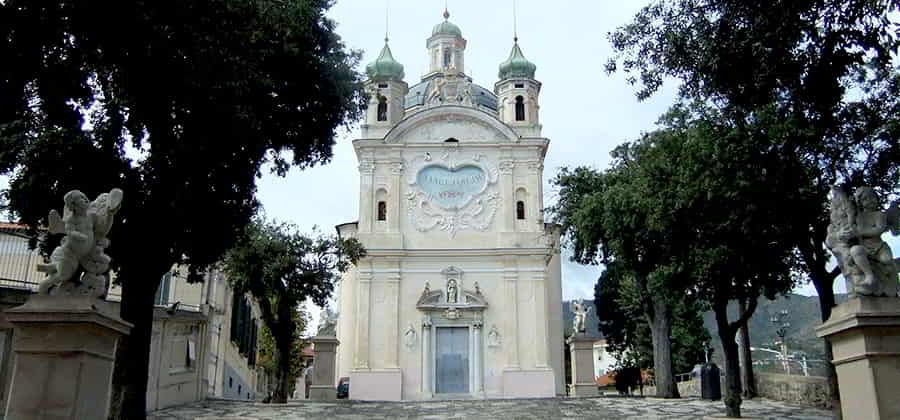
[816,297,900,420]
[3,295,131,420]
[473,321,483,395]
[309,336,340,400]
[421,317,432,397]
[567,334,599,397]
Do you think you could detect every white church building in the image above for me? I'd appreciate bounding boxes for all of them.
[335,10,564,400]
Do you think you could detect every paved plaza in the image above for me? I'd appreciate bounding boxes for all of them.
[149,396,833,419]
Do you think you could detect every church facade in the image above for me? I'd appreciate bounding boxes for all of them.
[335,11,564,401]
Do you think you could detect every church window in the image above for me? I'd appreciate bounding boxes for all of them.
[444,138,459,143]
[443,49,452,68]
[376,96,388,122]
[516,201,526,220]
[377,201,387,221]
[514,83,525,88]
[515,96,525,121]
[378,83,388,88]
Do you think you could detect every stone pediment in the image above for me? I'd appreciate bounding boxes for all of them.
[384,106,518,144]
[416,288,487,311]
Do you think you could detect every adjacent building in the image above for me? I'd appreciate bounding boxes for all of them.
[335,10,564,401]
[0,223,265,412]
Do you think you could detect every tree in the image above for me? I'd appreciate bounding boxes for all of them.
[553,127,704,398]
[257,308,308,399]
[653,108,807,417]
[0,1,362,417]
[595,261,709,376]
[606,0,900,406]
[223,220,364,403]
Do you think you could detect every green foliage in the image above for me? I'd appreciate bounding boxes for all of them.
[595,261,709,375]
[257,308,308,397]
[223,219,363,402]
[0,0,363,416]
[607,3,899,413]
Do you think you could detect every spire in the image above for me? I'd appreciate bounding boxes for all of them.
[513,0,518,42]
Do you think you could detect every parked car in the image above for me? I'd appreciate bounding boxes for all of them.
[336,377,350,399]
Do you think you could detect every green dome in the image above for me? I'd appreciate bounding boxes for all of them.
[498,42,537,80]
[366,42,405,81]
[432,10,462,37]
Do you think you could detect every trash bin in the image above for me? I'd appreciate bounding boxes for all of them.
[700,363,721,400]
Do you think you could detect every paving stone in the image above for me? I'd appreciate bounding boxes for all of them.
[148,397,834,419]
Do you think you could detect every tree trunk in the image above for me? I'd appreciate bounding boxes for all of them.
[109,268,165,420]
[811,267,840,411]
[648,298,679,398]
[737,299,757,399]
[273,335,292,403]
[715,303,742,418]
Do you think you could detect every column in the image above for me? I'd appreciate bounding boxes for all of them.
[473,321,483,394]
[309,336,340,400]
[354,271,372,369]
[421,316,432,397]
[816,297,900,419]
[385,269,400,368]
[499,158,515,232]
[533,272,549,368]
[358,157,375,233]
[503,266,519,368]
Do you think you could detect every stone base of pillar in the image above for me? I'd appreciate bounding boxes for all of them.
[310,336,340,400]
[567,334,599,397]
[3,295,132,420]
[816,296,900,420]
[349,369,402,401]
[502,368,556,398]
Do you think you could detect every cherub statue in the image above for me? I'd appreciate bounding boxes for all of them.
[37,188,124,297]
[572,299,591,334]
[826,186,899,297]
[37,190,94,294]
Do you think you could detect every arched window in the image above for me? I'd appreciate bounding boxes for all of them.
[377,201,387,221]
[443,49,452,68]
[376,96,388,122]
[516,201,526,220]
[515,96,525,121]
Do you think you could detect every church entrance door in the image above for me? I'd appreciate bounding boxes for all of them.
[435,327,469,394]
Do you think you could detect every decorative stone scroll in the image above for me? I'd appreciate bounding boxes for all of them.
[405,150,500,236]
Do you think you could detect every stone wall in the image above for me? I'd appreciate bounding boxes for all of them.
[755,373,829,408]
[644,373,828,408]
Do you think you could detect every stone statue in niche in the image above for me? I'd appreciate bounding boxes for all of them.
[826,186,899,297]
[447,279,459,303]
[37,188,123,298]
[404,323,417,350]
[571,299,591,334]
[487,325,501,348]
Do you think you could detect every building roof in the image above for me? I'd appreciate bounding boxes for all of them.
[366,42,405,82]
[404,79,498,112]
[498,41,537,80]
[432,10,462,38]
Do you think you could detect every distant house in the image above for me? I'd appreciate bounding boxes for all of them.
[0,223,265,412]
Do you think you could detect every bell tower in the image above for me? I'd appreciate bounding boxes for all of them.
[362,39,407,138]
[495,38,541,137]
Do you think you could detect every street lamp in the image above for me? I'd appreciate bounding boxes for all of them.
[770,310,791,374]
